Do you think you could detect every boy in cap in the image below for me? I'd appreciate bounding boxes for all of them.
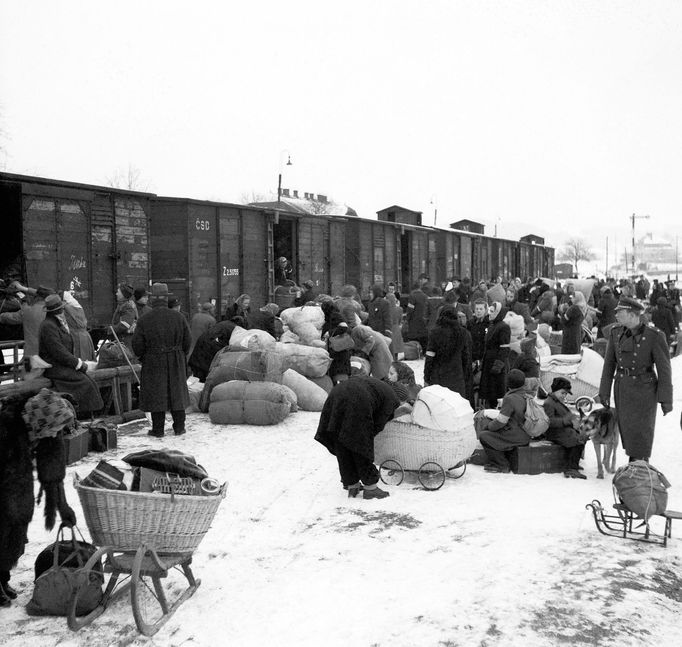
[598,296,673,463]
[542,377,587,479]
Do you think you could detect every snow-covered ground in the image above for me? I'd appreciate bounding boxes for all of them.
[3,359,682,647]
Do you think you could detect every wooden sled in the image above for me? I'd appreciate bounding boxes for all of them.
[585,499,682,548]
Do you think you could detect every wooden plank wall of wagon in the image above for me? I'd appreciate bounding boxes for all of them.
[410,230,428,286]
[114,196,150,291]
[328,220,346,297]
[23,196,58,298]
[91,192,116,327]
[298,217,328,292]
[344,220,361,291]
[383,224,398,288]
[371,224,386,290]
[187,203,218,315]
[218,206,242,317]
[240,209,268,307]
[428,231,440,286]
[460,235,472,280]
[358,221,373,299]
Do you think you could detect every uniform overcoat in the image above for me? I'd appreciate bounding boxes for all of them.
[132,302,191,412]
[599,323,673,458]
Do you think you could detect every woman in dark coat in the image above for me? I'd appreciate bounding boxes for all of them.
[223,294,251,322]
[542,377,587,478]
[132,283,191,437]
[39,295,103,415]
[188,320,236,382]
[479,302,511,408]
[596,287,618,338]
[478,369,531,472]
[423,306,469,398]
[651,296,676,342]
[560,293,586,354]
[321,300,352,383]
[315,376,399,499]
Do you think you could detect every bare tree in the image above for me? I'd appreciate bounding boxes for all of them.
[240,189,270,204]
[106,164,151,191]
[307,198,335,215]
[557,237,597,274]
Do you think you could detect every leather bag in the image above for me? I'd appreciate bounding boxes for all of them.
[26,524,103,617]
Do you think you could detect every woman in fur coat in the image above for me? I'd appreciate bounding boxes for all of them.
[423,306,470,397]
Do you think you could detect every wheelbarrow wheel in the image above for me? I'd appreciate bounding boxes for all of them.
[131,545,169,637]
[379,460,404,486]
[418,462,446,490]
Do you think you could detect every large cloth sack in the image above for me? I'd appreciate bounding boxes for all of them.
[403,340,422,360]
[504,311,525,341]
[208,381,293,425]
[228,326,277,352]
[565,279,596,304]
[613,461,671,521]
[200,349,286,411]
[274,342,331,378]
[411,385,474,432]
[279,306,325,344]
[26,525,103,617]
[282,369,328,411]
[309,374,333,394]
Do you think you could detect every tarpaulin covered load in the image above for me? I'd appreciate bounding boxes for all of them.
[281,369,328,412]
[208,381,296,425]
[274,342,331,378]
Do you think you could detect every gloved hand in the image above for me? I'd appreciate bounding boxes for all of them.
[490,360,504,375]
[661,402,672,416]
[599,396,610,409]
[78,362,88,374]
[59,504,77,527]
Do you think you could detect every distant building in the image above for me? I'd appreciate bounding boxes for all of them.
[520,234,545,245]
[449,219,485,235]
[376,205,422,227]
[250,189,357,217]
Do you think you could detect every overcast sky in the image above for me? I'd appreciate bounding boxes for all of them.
[1,1,681,263]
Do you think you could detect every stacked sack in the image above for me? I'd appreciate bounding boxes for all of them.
[208,381,298,425]
[279,306,325,346]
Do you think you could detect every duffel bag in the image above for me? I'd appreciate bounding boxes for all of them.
[613,460,671,522]
[26,524,103,617]
[97,340,135,369]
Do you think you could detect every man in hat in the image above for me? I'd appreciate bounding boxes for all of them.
[543,377,587,479]
[132,283,192,437]
[599,295,673,462]
[38,294,103,416]
[111,283,138,354]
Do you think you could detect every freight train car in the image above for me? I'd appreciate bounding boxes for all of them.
[0,172,151,332]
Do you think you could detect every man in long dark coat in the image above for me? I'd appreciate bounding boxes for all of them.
[315,376,399,499]
[479,302,511,409]
[599,296,673,461]
[405,283,429,351]
[132,283,191,437]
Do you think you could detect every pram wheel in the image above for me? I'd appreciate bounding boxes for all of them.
[418,462,446,491]
[446,460,467,480]
[379,460,404,486]
[575,396,593,412]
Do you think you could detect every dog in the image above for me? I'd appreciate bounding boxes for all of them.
[579,406,619,479]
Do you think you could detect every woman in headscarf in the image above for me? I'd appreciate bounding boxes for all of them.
[423,306,470,398]
[321,300,352,384]
[479,301,511,409]
[39,294,103,416]
[561,292,587,354]
[387,360,421,403]
[224,294,251,322]
[61,290,95,361]
[315,376,400,499]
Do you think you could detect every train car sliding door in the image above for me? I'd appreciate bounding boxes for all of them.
[328,220,345,296]
[298,217,327,291]
[400,230,412,290]
[218,207,242,317]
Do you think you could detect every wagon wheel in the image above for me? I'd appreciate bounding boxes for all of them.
[379,459,404,486]
[131,545,171,637]
[446,460,467,480]
[574,396,593,413]
[418,462,446,491]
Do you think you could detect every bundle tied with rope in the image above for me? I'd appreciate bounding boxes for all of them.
[612,460,671,522]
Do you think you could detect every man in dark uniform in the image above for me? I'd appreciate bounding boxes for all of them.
[599,296,673,462]
[132,283,191,437]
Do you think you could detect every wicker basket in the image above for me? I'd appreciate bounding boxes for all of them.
[374,420,477,471]
[74,475,226,554]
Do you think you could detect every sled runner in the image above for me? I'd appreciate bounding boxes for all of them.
[585,499,682,548]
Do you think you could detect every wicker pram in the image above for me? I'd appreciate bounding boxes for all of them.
[539,348,602,409]
[374,418,477,490]
[74,475,227,554]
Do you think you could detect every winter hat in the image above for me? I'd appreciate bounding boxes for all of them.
[201,302,215,312]
[134,287,149,301]
[44,294,64,314]
[36,285,54,299]
[303,280,314,289]
[550,377,572,394]
[489,301,502,320]
[260,303,280,316]
[340,284,357,298]
[507,369,526,390]
[119,283,134,299]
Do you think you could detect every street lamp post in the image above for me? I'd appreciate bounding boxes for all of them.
[630,213,650,274]
[277,152,292,205]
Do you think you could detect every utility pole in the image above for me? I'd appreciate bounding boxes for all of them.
[630,213,650,274]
